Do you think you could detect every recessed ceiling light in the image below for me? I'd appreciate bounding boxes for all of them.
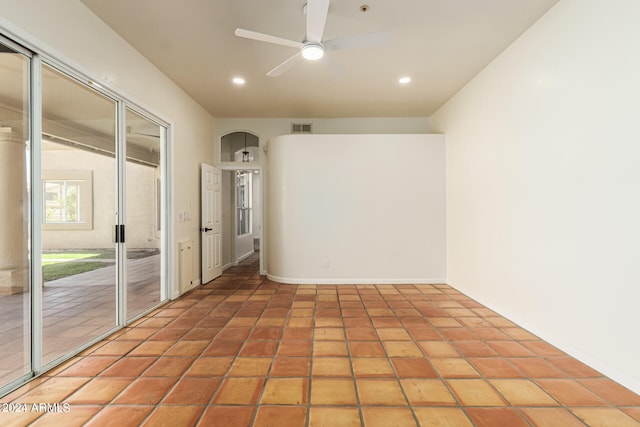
[232,77,246,86]
[399,76,411,84]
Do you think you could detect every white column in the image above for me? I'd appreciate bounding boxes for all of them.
[0,127,28,295]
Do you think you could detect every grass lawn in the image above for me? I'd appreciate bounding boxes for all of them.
[43,261,114,282]
[43,249,115,282]
[41,249,157,282]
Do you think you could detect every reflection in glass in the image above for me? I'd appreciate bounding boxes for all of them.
[125,108,163,320]
[0,43,31,388]
[41,64,117,366]
[44,181,80,222]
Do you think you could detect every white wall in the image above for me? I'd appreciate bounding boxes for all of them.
[252,172,262,241]
[431,0,640,393]
[267,134,445,284]
[236,234,254,261]
[0,0,216,294]
[215,117,432,160]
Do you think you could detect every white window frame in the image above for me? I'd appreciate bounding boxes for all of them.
[236,171,252,237]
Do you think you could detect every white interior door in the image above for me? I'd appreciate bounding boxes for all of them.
[201,163,222,283]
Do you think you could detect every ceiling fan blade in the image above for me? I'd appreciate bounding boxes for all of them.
[235,28,303,49]
[267,52,302,77]
[306,0,330,42]
[324,56,345,79]
[324,31,389,51]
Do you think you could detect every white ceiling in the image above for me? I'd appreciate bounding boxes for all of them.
[80,0,559,118]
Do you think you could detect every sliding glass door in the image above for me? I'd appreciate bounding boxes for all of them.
[125,108,165,320]
[0,34,169,395]
[41,64,119,366]
[0,40,31,388]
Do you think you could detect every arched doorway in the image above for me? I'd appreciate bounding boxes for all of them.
[218,131,263,274]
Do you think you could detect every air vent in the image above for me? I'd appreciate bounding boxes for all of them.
[291,123,312,134]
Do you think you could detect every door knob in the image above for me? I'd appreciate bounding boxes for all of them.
[201,227,212,232]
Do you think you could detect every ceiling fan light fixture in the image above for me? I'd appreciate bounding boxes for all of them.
[234,0,388,76]
[301,42,325,60]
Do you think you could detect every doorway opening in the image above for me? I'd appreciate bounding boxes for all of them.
[221,168,263,272]
[218,130,264,275]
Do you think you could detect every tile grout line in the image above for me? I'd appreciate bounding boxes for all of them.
[421,285,534,425]
[373,284,422,427]
[180,292,234,426]
[250,281,295,426]
[404,283,474,426]
[6,253,640,426]
[416,284,601,426]
[339,285,365,427]
[98,302,202,425]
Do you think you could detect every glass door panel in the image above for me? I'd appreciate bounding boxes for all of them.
[41,64,117,365]
[0,42,31,388]
[125,108,163,320]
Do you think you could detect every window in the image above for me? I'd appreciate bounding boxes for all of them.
[237,171,252,236]
[42,170,93,230]
[44,180,80,222]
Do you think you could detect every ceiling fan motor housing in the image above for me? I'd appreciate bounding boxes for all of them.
[301,42,325,60]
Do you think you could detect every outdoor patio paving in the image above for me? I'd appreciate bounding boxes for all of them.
[0,254,161,385]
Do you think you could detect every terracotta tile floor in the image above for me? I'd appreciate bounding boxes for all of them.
[2,254,640,426]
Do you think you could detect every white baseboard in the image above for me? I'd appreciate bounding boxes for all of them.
[266,274,446,285]
[173,278,201,299]
[237,250,255,263]
[447,279,640,396]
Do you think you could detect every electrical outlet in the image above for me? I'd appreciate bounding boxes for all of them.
[322,259,329,268]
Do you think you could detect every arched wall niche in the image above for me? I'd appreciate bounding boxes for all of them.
[220,130,260,163]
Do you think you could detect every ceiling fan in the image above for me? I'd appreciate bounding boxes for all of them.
[234,0,388,76]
